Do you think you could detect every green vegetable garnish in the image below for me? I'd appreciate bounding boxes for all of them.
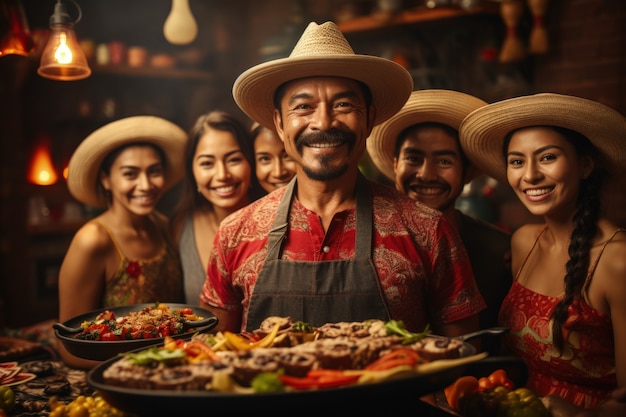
[123,347,187,365]
[292,321,313,333]
[251,370,285,393]
[384,320,431,344]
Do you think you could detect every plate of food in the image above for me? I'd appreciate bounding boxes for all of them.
[0,361,36,387]
[54,303,218,361]
[88,317,499,414]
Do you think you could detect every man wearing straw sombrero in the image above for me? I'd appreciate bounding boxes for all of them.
[367,89,512,355]
[199,22,486,337]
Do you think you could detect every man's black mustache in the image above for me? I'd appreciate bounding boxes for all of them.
[412,180,450,188]
[296,129,356,149]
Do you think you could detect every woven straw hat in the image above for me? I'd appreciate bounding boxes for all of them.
[67,115,187,208]
[367,89,487,181]
[232,21,413,130]
[459,93,626,184]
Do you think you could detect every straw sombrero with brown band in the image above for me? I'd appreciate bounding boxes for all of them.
[367,89,488,182]
[232,21,414,130]
[458,93,626,184]
[67,115,187,208]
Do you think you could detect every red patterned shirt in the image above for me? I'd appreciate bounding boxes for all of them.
[201,180,485,332]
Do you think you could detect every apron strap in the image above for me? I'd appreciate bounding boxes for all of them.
[354,173,372,259]
[265,176,296,260]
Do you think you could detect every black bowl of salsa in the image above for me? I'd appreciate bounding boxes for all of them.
[54,303,218,361]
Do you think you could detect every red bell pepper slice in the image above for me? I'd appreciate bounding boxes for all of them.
[364,348,421,371]
[279,369,360,390]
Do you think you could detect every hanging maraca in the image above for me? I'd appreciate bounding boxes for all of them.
[499,0,526,63]
[527,0,549,54]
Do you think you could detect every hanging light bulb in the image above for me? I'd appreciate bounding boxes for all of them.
[163,0,198,45]
[37,0,90,81]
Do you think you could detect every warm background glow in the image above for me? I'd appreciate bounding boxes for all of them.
[27,137,58,185]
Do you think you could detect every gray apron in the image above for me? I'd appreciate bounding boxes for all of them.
[246,174,390,331]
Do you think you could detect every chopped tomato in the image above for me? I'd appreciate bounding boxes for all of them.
[97,310,116,321]
[487,369,514,390]
[100,332,121,341]
[478,376,495,391]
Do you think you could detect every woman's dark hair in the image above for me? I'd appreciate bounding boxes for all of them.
[503,126,602,352]
[170,110,264,236]
[98,142,166,204]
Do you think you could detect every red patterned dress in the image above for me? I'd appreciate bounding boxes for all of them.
[498,227,620,408]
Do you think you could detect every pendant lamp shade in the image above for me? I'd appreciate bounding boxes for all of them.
[37,0,90,81]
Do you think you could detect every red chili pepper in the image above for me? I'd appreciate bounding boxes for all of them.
[240,331,261,342]
[183,341,219,361]
[365,348,420,371]
[306,369,353,379]
[279,369,360,390]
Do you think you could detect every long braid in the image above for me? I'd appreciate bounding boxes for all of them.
[548,125,603,352]
[551,172,601,351]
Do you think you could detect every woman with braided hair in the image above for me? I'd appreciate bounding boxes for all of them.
[459,93,626,414]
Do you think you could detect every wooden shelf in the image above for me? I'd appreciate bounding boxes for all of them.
[337,4,500,33]
[27,220,86,236]
[91,64,214,81]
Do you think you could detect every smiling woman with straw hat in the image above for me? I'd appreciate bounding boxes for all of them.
[58,115,186,370]
[459,93,626,414]
[199,21,486,343]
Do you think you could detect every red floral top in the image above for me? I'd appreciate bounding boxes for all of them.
[499,281,615,408]
[201,180,485,332]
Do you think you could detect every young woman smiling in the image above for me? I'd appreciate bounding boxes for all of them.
[59,115,187,369]
[170,110,263,304]
[460,93,626,414]
[251,122,296,193]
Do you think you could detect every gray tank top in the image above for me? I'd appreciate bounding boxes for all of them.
[179,215,207,304]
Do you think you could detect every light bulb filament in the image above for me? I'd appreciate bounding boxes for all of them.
[54,32,73,64]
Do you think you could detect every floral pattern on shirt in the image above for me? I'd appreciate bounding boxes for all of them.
[202,180,485,332]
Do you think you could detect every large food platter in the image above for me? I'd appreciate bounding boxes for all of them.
[88,337,487,414]
[54,303,218,361]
